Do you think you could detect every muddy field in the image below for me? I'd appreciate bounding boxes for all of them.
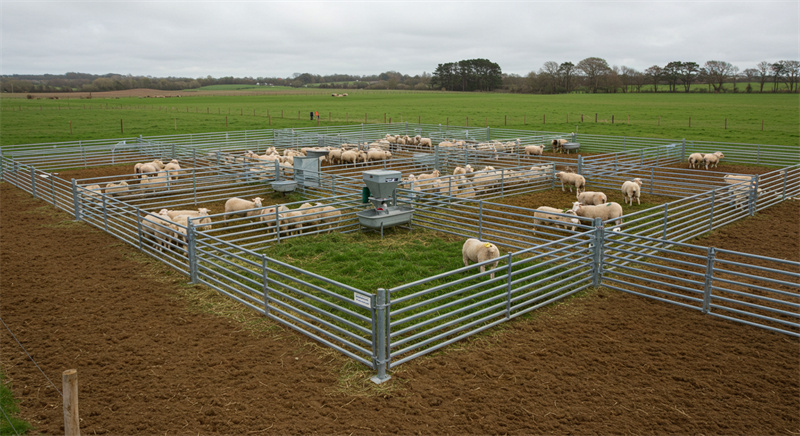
[1,168,798,434]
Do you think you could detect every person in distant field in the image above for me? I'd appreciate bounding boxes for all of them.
[316,111,319,120]
[310,111,314,121]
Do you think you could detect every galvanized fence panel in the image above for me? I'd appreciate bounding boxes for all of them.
[387,233,596,367]
[601,231,800,337]
[192,230,377,368]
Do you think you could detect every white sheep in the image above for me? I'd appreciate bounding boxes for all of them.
[555,171,586,194]
[164,159,181,179]
[621,178,643,206]
[165,208,213,231]
[419,137,433,148]
[576,191,608,205]
[571,201,624,227]
[532,206,580,232]
[723,174,762,209]
[453,164,473,176]
[104,181,129,197]
[141,209,175,252]
[462,238,501,279]
[84,184,103,202]
[340,149,360,167]
[224,197,264,220]
[703,151,725,170]
[524,144,545,156]
[134,159,164,178]
[688,153,705,169]
[367,149,392,162]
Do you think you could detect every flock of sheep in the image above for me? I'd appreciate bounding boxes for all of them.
[80,134,756,280]
[84,158,184,200]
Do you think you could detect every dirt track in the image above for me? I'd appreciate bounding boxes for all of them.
[1,182,798,434]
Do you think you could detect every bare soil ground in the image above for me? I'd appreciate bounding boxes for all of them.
[1,178,798,435]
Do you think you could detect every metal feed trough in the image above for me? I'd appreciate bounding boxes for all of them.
[357,170,413,236]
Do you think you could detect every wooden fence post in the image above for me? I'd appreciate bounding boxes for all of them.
[120,119,124,134]
[63,369,80,436]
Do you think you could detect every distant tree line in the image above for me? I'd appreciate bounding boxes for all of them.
[1,58,797,94]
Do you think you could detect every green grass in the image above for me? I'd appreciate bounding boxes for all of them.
[259,228,467,291]
[1,91,797,147]
[0,372,33,435]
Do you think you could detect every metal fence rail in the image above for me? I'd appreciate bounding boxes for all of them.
[388,233,596,367]
[601,231,800,337]
[192,231,378,368]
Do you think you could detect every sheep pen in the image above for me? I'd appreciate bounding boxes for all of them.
[1,127,800,436]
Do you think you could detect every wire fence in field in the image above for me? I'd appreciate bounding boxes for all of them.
[2,124,799,383]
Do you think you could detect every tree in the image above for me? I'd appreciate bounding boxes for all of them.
[770,61,787,92]
[756,61,771,92]
[576,57,611,93]
[558,62,576,93]
[431,59,502,92]
[678,62,700,92]
[703,60,735,92]
[537,61,560,94]
[644,65,663,92]
[618,66,638,93]
[663,61,682,92]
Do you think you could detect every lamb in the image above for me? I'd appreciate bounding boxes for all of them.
[554,171,586,194]
[223,197,264,220]
[134,159,164,178]
[314,203,342,232]
[453,164,473,176]
[462,238,501,280]
[164,159,182,179]
[576,191,608,205]
[532,206,580,232]
[104,180,129,197]
[524,144,545,156]
[164,208,213,231]
[367,149,392,162]
[723,174,762,209]
[340,149,360,167]
[84,184,103,202]
[571,201,624,227]
[419,137,433,148]
[551,139,568,153]
[688,153,705,169]
[141,209,175,252]
[703,151,725,170]
[621,178,643,206]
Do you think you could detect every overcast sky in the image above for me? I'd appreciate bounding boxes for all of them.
[1,1,798,79]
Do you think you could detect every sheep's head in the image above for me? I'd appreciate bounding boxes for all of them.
[198,208,210,215]
[633,178,643,186]
[571,201,582,212]
[253,197,263,207]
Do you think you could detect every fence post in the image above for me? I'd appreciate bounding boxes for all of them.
[102,195,108,231]
[136,210,143,250]
[662,203,669,240]
[51,175,57,207]
[681,139,686,162]
[62,369,80,436]
[478,201,484,240]
[592,217,604,288]
[187,220,197,283]
[577,155,583,175]
[709,190,716,231]
[749,175,759,216]
[702,247,716,314]
[650,167,655,195]
[30,166,37,198]
[781,169,788,200]
[0,147,4,182]
[505,252,513,319]
[371,288,391,384]
[262,256,270,316]
[71,179,82,221]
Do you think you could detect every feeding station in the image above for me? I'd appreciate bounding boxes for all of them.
[562,142,580,153]
[356,170,413,237]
